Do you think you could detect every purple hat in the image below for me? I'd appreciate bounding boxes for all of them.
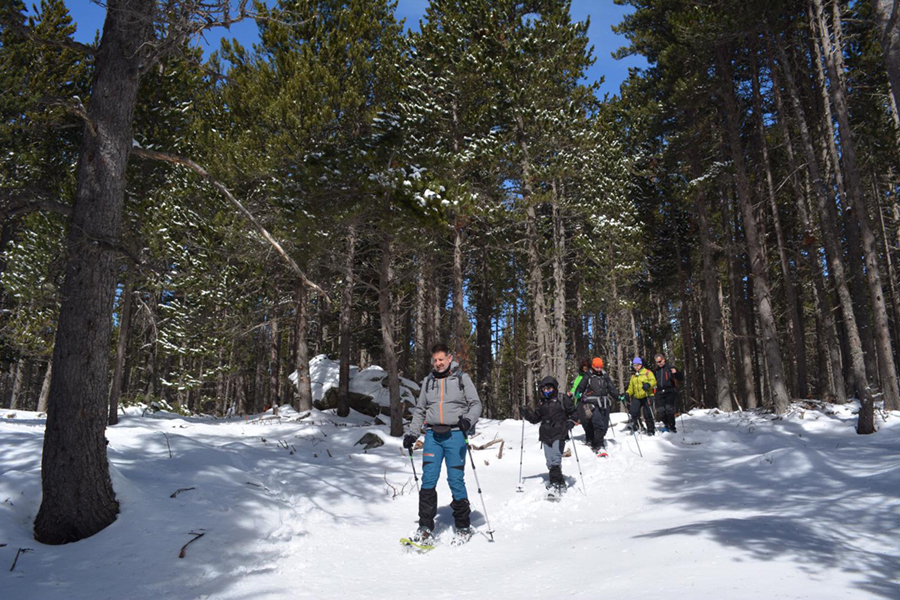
[632,356,643,365]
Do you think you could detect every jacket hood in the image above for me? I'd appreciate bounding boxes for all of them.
[540,376,559,389]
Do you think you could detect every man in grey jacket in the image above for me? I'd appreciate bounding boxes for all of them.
[403,343,482,543]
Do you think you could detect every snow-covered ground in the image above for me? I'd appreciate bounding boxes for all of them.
[1,402,898,599]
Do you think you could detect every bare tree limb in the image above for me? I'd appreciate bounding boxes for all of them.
[131,147,330,303]
[178,531,205,558]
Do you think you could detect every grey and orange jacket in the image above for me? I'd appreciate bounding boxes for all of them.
[406,363,482,436]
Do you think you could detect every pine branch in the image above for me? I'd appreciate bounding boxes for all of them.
[131,147,331,304]
[0,20,95,56]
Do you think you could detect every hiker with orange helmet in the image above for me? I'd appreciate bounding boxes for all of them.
[572,357,620,453]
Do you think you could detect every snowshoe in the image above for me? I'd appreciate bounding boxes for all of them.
[545,484,566,502]
[400,537,435,553]
[450,526,474,547]
[401,527,435,553]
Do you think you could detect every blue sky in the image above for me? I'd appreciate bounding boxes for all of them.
[59,0,644,97]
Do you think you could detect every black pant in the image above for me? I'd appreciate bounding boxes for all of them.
[629,397,655,434]
[579,401,610,447]
[656,391,677,429]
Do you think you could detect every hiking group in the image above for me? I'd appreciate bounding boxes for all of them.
[402,343,683,547]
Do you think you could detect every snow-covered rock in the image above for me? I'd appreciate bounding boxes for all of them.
[289,354,419,416]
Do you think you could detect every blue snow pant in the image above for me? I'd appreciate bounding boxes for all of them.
[418,428,471,529]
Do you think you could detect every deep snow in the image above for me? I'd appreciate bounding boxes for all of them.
[1,402,898,599]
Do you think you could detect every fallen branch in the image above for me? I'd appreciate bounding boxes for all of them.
[9,548,33,571]
[163,433,172,458]
[469,438,503,451]
[178,531,206,559]
[170,487,196,498]
[131,147,329,303]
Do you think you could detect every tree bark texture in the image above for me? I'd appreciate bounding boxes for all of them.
[34,0,157,544]
[295,284,313,412]
[379,230,403,437]
[337,225,357,417]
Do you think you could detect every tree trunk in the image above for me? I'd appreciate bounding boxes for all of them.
[808,7,878,384]
[695,185,733,411]
[724,189,758,411]
[517,116,552,376]
[774,35,874,425]
[814,0,899,417]
[718,47,792,414]
[770,63,847,402]
[9,358,25,410]
[872,1,900,144]
[30,356,50,412]
[108,270,134,425]
[752,53,807,398]
[338,224,357,417]
[451,225,469,369]
[474,245,493,411]
[295,284,313,412]
[379,230,403,437]
[34,0,156,544]
[269,311,280,409]
[551,183,567,389]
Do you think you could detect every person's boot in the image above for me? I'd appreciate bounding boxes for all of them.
[412,526,433,544]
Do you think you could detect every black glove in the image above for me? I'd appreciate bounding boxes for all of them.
[566,420,576,431]
[403,434,417,450]
[642,382,652,392]
[457,417,471,434]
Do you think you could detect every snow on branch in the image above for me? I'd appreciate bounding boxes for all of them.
[131,147,331,303]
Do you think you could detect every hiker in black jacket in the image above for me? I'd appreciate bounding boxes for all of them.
[573,357,620,452]
[653,353,684,433]
[522,376,578,493]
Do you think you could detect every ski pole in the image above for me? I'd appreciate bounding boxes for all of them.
[517,408,526,492]
[407,448,420,492]
[606,397,616,439]
[463,433,495,542]
[633,424,643,458]
[568,428,587,497]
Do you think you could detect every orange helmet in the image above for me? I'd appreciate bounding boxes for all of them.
[591,357,604,370]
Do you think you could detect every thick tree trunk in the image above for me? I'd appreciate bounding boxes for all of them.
[295,284,313,412]
[752,54,807,398]
[814,0,899,417]
[34,0,156,544]
[338,225,357,417]
[718,48,792,414]
[774,36,875,426]
[108,269,135,425]
[378,230,403,437]
[695,186,733,411]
